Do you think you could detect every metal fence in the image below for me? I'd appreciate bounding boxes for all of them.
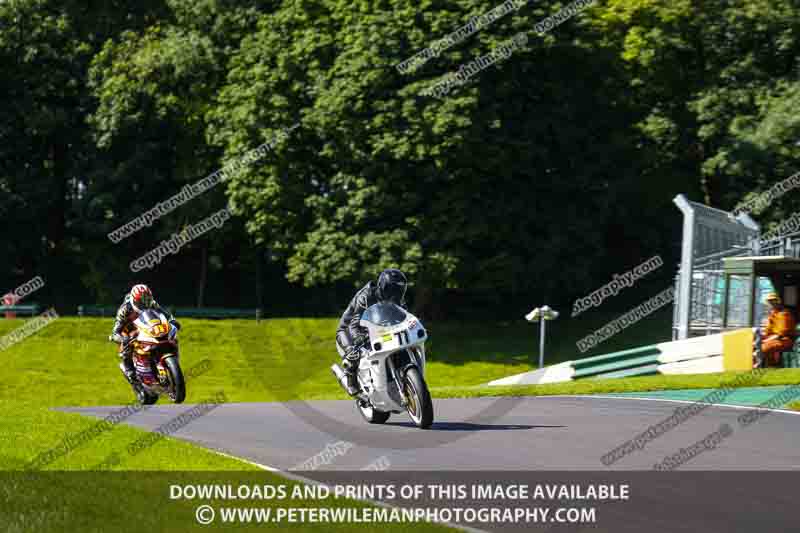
[672,247,749,339]
[673,194,800,339]
[673,194,759,339]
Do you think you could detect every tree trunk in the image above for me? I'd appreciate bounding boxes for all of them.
[48,141,68,253]
[255,244,263,312]
[196,243,207,307]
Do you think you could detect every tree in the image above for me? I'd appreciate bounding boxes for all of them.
[594,0,800,220]
[87,0,264,305]
[208,0,677,317]
[0,0,168,304]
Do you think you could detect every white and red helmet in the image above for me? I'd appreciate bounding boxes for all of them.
[130,284,154,312]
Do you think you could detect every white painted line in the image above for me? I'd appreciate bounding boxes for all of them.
[558,394,800,416]
[208,449,488,533]
[210,449,282,471]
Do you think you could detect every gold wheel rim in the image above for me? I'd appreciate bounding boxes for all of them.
[405,382,418,417]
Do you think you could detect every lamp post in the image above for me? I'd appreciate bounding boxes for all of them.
[525,305,559,369]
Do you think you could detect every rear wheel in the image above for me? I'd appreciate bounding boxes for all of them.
[164,356,186,403]
[357,400,391,424]
[403,367,433,429]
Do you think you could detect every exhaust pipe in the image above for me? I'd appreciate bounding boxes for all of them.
[331,363,350,394]
[331,363,367,401]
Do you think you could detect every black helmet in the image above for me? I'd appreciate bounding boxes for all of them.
[377,269,407,304]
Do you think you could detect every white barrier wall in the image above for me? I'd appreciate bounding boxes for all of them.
[488,361,575,386]
[657,355,725,375]
[655,333,724,364]
[487,331,731,386]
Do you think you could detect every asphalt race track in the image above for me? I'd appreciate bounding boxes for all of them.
[62,395,800,471]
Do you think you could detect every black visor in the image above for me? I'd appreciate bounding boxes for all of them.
[381,282,405,303]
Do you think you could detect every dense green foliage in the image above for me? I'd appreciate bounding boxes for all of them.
[1,0,798,318]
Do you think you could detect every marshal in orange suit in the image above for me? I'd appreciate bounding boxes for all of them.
[760,293,797,367]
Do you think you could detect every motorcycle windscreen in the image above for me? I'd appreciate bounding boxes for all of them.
[134,309,170,338]
[360,302,407,327]
[135,309,166,327]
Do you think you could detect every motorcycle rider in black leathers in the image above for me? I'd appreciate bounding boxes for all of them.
[336,269,408,396]
[108,284,180,392]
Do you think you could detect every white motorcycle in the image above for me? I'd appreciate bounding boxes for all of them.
[331,302,434,429]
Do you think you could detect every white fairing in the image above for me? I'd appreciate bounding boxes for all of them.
[133,310,177,343]
[358,303,427,413]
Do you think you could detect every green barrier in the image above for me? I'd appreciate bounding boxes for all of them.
[570,343,663,380]
[573,353,661,378]
[571,344,661,370]
[78,305,261,320]
[172,307,261,319]
[590,363,661,380]
[77,305,115,317]
[0,304,41,316]
[782,351,800,368]
[779,327,800,368]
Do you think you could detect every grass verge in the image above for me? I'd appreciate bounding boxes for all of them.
[0,315,452,531]
[786,400,800,411]
[3,311,798,472]
[431,368,800,400]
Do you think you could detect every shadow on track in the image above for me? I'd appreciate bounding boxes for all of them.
[386,422,566,431]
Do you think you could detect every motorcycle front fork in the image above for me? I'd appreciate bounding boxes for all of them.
[386,357,408,407]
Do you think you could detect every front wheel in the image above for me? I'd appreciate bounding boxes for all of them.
[136,385,159,405]
[357,400,391,424]
[164,356,186,403]
[403,367,434,429]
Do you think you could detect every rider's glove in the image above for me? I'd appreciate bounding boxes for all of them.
[345,344,367,362]
[344,346,359,363]
[170,319,181,331]
[353,333,369,349]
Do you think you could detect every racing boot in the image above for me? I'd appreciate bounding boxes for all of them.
[119,349,141,391]
[342,358,362,397]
